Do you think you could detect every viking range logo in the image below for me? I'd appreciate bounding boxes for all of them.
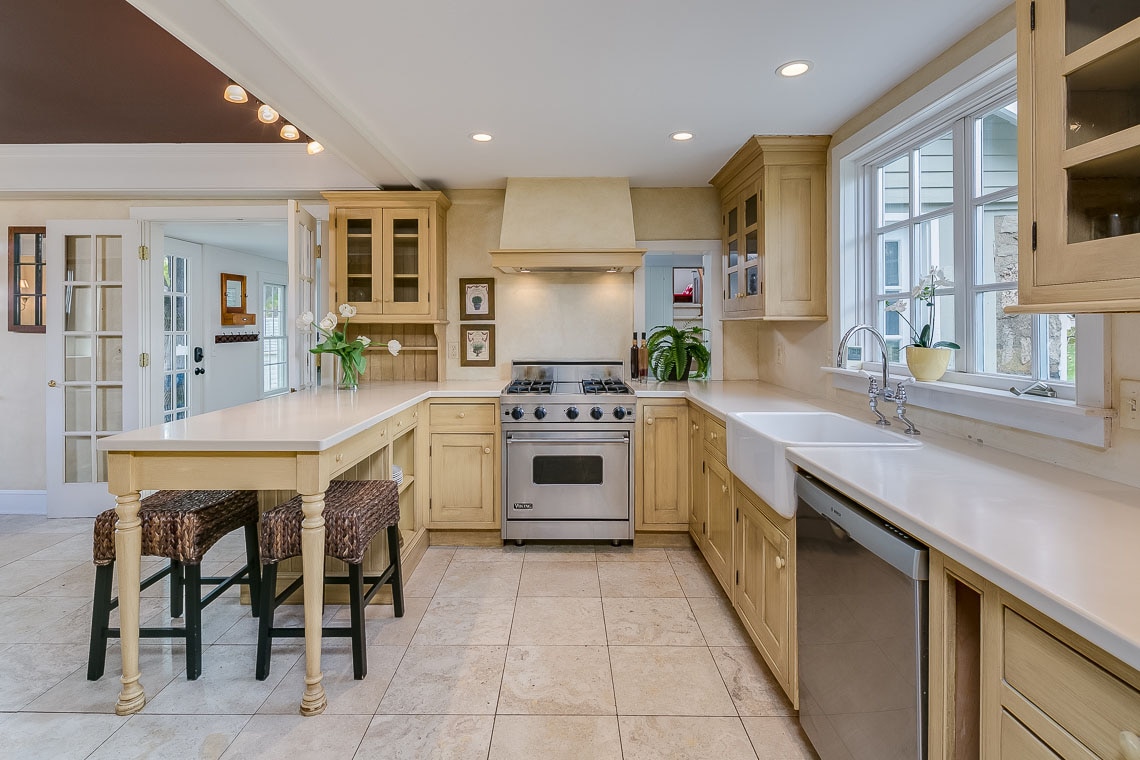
[513,503,534,510]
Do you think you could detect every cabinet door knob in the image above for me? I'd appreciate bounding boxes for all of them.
[484,447,491,454]
[646,418,654,426]
[458,412,466,418]
[1121,731,1140,760]
[775,555,786,570]
[721,484,728,493]
[710,431,718,440]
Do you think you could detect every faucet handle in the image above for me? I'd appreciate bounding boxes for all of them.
[867,376,879,396]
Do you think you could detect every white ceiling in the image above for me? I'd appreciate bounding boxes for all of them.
[130,0,1010,190]
[164,221,288,260]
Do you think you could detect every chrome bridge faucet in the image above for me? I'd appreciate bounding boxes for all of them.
[836,324,921,435]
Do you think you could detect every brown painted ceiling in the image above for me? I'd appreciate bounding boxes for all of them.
[0,0,282,143]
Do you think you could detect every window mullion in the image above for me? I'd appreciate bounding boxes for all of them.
[955,115,973,374]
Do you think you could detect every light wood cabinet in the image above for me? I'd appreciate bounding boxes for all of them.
[733,478,796,704]
[426,400,499,529]
[1012,0,1140,312]
[928,550,1140,760]
[710,136,829,320]
[701,454,733,592]
[689,414,705,542]
[636,401,689,530]
[323,191,449,321]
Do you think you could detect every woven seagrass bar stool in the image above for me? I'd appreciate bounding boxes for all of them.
[256,479,404,681]
[88,489,262,681]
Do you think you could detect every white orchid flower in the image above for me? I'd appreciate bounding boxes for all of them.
[357,335,372,348]
[295,311,315,330]
[910,282,926,299]
[884,299,909,313]
[318,312,337,332]
[338,303,358,319]
[387,339,402,357]
[929,266,954,288]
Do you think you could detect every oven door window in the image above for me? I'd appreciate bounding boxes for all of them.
[532,455,603,485]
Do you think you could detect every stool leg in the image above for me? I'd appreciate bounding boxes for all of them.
[243,523,262,617]
[169,560,184,619]
[87,563,114,680]
[256,563,277,681]
[184,564,203,680]
[348,562,367,680]
[386,525,405,618]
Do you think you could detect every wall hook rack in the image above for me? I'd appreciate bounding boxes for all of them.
[215,332,260,344]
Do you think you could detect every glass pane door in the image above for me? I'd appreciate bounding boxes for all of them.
[46,221,139,517]
[163,253,190,421]
[381,209,431,315]
[723,203,741,311]
[339,209,382,313]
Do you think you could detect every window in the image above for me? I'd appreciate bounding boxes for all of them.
[9,227,46,333]
[864,89,1076,396]
[262,282,287,395]
[163,254,190,422]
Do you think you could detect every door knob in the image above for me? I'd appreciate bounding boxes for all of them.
[775,556,786,569]
[194,367,205,375]
[647,418,654,426]
[48,380,57,387]
[721,484,728,493]
[483,447,491,454]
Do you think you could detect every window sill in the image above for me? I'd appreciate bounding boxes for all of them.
[822,367,1113,448]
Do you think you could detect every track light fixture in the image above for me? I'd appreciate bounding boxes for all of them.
[307,140,324,155]
[222,81,323,153]
[223,82,248,103]
[257,103,280,124]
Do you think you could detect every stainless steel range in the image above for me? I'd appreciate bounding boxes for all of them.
[501,360,636,543]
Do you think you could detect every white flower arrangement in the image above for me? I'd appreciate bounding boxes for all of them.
[295,304,401,388]
[883,267,961,350]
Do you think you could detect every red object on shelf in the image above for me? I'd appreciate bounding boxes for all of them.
[673,284,694,303]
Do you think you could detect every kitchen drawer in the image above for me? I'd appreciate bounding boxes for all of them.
[1003,608,1140,759]
[429,402,497,430]
[1000,711,1063,760]
[704,414,727,461]
[388,405,420,438]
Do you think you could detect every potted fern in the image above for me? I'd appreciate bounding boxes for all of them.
[646,325,711,381]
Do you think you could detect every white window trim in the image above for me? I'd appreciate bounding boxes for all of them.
[830,34,1113,448]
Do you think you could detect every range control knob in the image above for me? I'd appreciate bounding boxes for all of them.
[612,407,627,420]
[590,406,604,420]
[510,406,526,420]
[533,406,547,420]
[565,407,580,420]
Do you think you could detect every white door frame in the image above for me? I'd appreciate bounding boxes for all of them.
[45,219,142,517]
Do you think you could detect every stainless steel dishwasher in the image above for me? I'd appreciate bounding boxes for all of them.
[795,472,928,760]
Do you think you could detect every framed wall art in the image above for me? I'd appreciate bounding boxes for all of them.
[459,277,495,320]
[459,324,495,366]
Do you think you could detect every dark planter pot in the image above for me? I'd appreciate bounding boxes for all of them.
[665,360,691,382]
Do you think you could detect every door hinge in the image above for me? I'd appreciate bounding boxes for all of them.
[702,521,706,535]
[1029,1,1035,31]
[1031,221,1037,251]
[138,352,150,368]
[735,570,739,585]
[702,461,706,474]
[138,245,149,261]
[735,508,739,523]
[315,244,322,259]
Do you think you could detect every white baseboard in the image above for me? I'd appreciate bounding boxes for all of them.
[0,490,48,515]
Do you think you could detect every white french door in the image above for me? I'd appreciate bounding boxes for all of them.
[288,201,318,391]
[45,220,141,517]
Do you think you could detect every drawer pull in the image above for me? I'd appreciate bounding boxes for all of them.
[1122,731,1140,760]
[484,447,491,454]
[775,555,786,570]
[647,418,655,426]
[458,412,466,419]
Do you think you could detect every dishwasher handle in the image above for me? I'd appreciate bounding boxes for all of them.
[796,473,928,581]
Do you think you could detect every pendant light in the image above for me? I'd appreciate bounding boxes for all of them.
[223,82,248,103]
[257,103,279,124]
[280,124,300,141]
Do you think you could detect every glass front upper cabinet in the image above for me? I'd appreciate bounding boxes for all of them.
[1016,0,1140,310]
[723,190,762,315]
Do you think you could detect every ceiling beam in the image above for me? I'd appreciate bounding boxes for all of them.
[126,0,426,190]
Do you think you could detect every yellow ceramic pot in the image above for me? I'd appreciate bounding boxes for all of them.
[905,346,952,382]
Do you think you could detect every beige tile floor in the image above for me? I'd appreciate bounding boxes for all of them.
[0,514,818,759]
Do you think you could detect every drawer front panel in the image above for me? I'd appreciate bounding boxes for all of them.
[1003,608,1140,759]
[1000,711,1063,760]
[389,405,420,437]
[428,402,497,430]
[704,414,727,460]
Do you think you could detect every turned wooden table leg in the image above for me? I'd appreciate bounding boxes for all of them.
[113,491,146,716]
[299,491,328,716]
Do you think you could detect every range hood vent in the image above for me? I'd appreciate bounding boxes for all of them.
[490,178,646,273]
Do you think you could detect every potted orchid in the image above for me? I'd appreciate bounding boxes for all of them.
[884,266,960,382]
[296,304,401,390]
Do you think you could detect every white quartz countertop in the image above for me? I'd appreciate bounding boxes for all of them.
[98,380,503,453]
[640,381,1140,671]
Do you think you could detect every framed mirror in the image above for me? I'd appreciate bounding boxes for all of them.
[219,272,255,325]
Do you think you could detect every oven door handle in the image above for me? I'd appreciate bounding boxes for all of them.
[505,435,630,445]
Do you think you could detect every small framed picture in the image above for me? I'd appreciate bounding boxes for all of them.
[460,324,496,367]
[460,278,495,320]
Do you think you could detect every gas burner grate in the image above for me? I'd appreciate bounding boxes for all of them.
[582,378,633,395]
[505,379,553,394]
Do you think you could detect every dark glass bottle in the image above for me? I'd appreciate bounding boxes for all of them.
[639,332,649,381]
[629,332,640,382]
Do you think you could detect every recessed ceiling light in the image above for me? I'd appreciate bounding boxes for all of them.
[257,104,280,124]
[280,124,300,141]
[670,131,694,142]
[223,83,248,103]
[470,132,494,142]
[777,60,813,78]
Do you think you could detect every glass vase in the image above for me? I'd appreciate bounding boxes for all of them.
[337,354,360,391]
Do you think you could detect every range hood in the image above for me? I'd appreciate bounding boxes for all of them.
[490,177,646,273]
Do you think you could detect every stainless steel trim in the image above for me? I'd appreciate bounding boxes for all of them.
[507,435,630,445]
